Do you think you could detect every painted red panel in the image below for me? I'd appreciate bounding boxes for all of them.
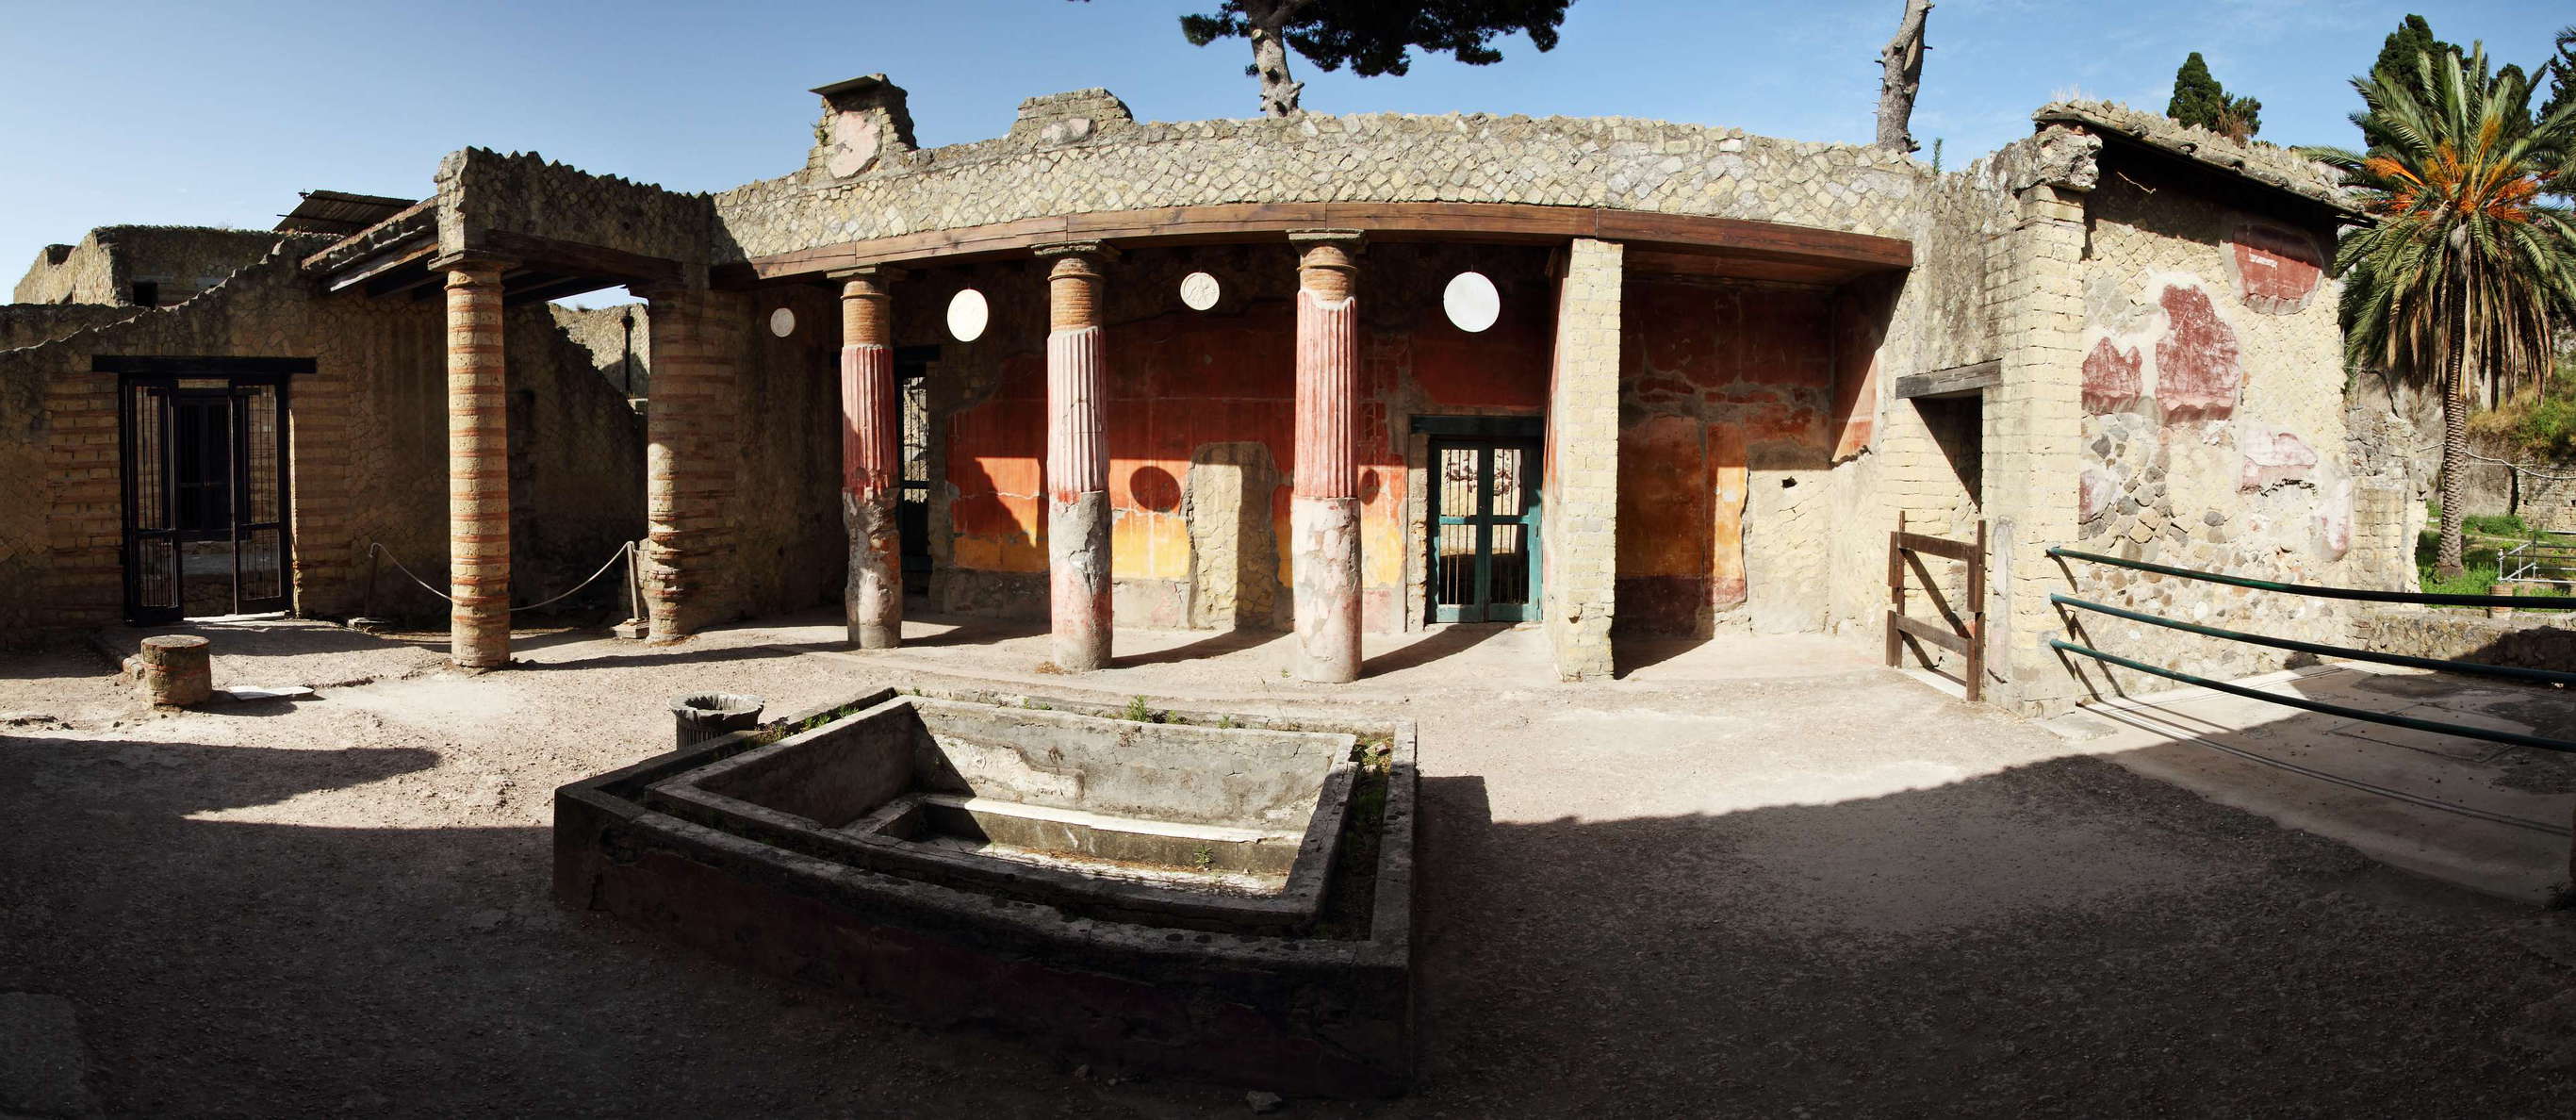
[2155,285,2242,422]
[2228,222,2325,313]
[2081,338,2144,415]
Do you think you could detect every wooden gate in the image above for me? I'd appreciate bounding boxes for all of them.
[1885,512,1985,701]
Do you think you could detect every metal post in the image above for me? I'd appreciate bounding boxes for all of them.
[1966,519,1987,703]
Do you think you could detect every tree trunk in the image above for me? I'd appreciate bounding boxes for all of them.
[2436,344,2468,582]
[1246,1,1305,118]
[1875,0,1933,152]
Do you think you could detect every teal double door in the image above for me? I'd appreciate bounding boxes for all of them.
[1427,436,1541,623]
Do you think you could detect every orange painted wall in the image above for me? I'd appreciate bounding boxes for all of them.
[1616,278,1837,634]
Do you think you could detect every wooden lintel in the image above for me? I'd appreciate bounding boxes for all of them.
[729,201,1913,286]
[504,275,619,306]
[324,241,437,293]
[1894,359,2000,400]
[365,266,443,299]
[471,229,682,288]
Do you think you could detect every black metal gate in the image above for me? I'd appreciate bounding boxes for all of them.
[120,373,290,622]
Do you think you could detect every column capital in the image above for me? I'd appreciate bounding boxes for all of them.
[1034,241,1117,273]
[429,250,515,278]
[1287,228,1366,250]
[828,264,905,285]
[830,266,901,301]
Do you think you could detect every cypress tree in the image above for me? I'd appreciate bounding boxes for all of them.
[2168,53,2260,138]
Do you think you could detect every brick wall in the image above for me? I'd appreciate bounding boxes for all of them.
[0,248,646,634]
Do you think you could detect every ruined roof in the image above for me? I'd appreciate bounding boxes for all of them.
[2030,101,2360,220]
[276,189,419,236]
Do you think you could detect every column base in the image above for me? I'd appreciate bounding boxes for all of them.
[1049,489,1112,672]
[1292,495,1362,684]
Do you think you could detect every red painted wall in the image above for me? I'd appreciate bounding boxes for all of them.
[1615,278,1838,635]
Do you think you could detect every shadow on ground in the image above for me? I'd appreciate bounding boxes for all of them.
[7,717,2576,1117]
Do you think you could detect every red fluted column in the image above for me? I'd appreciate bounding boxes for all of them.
[436,253,512,669]
[1040,242,1112,672]
[1290,231,1363,683]
[836,268,901,649]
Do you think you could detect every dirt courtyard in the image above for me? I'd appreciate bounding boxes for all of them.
[6,611,2576,1117]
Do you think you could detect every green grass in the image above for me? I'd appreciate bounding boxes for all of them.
[2417,502,2576,601]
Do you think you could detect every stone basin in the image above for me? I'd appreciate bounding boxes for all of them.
[553,687,1417,1097]
[639,696,1357,930]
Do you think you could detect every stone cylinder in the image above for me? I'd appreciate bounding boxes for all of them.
[839,271,901,650]
[444,261,511,669]
[1042,246,1111,672]
[135,634,212,706]
[1291,234,1363,684]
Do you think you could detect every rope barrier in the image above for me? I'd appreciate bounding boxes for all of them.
[364,540,637,615]
[2050,638,2576,755]
[2048,547,2576,610]
[2051,593,2576,690]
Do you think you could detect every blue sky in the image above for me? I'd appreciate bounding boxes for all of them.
[1,1,2566,282]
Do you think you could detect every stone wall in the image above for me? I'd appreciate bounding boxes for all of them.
[548,304,651,398]
[2054,143,2379,702]
[436,150,712,266]
[0,247,646,634]
[12,227,321,307]
[1,305,141,352]
[713,92,1930,261]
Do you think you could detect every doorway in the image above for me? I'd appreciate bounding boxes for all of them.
[120,373,290,623]
[1427,435,1542,623]
[894,345,939,598]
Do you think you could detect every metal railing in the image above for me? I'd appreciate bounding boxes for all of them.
[2047,547,2576,755]
[2500,531,2576,586]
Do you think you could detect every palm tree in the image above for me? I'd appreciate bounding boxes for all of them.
[2306,45,2576,582]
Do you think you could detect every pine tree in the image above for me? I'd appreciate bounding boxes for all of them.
[2542,25,2576,121]
[2374,14,2460,94]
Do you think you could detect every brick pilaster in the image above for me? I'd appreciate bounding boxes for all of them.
[1543,239,1622,681]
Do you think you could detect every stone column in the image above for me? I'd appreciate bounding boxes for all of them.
[1039,243,1112,672]
[1542,239,1623,682]
[836,268,902,649]
[1290,230,1364,683]
[437,254,512,669]
[636,282,746,642]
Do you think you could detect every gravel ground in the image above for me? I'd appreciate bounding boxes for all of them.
[5,616,2575,1118]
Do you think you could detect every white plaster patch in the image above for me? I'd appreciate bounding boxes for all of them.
[767,307,796,338]
[946,288,989,342]
[1442,272,1500,333]
[826,113,882,179]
